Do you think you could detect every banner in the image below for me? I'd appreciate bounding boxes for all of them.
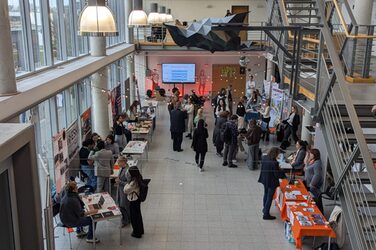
[263,80,279,99]
[66,120,80,162]
[270,86,284,128]
[52,129,69,193]
[80,108,92,141]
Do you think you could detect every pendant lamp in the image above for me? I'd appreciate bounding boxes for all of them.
[159,6,167,23]
[148,3,161,24]
[128,0,148,27]
[78,0,118,36]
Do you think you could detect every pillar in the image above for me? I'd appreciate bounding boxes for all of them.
[125,0,134,44]
[90,37,110,137]
[127,54,135,104]
[301,108,313,144]
[0,0,17,96]
[352,0,373,25]
[266,59,275,82]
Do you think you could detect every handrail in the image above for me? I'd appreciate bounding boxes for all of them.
[332,0,376,38]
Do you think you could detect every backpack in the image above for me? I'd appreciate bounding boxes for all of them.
[138,179,151,202]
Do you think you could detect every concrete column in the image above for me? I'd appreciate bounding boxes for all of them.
[125,0,134,44]
[353,0,373,25]
[90,37,110,137]
[0,0,17,96]
[266,59,275,82]
[301,108,313,144]
[127,54,135,104]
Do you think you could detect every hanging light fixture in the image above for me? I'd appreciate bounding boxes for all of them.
[166,8,173,22]
[148,3,161,25]
[128,0,148,27]
[78,0,118,36]
[159,6,167,23]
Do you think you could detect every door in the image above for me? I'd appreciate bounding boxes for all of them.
[231,5,249,42]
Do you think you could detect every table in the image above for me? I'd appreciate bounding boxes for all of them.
[274,179,310,221]
[287,202,336,249]
[81,192,122,249]
[121,141,148,172]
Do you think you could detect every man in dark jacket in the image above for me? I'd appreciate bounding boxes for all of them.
[213,111,229,157]
[170,102,188,151]
[246,119,263,170]
[79,139,96,189]
[59,181,99,243]
[223,115,238,168]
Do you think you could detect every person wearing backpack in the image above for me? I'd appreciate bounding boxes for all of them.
[123,166,144,238]
[223,115,239,168]
[191,119,209,172]
[246,119,263,170]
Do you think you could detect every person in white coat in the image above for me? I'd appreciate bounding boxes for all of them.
[184,97,195,139]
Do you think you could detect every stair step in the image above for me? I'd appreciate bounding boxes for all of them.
[289,23,322,26]
[340,116,376,128]
[285,7,318,11]
[356,151,376,163]
[285,0,316,4]
[287,15,320,19]
[346,133,376,144]
[349,171,372,184]
[355,192,376,207]
[338,104,375,118]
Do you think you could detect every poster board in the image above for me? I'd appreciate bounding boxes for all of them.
[66,120,80,162]
[52,129,69,193]
[269,86,284,128]
[80,108,92,141]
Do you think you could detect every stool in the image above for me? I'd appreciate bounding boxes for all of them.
[56,222,73,250]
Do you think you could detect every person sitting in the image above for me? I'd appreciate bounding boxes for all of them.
[290,140,307,172]
[124,166,144,238]
[59,181,99,243]
[304,148,324,212]
[258,147,285,220]
[280,105,300,149]
[246,91,261,112]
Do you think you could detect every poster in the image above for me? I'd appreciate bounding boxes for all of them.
[66,120,80,162]
[269,86,284,128]
[110,84,122,117]
[282,93,292,120]
[263,80,279,99]
[80,108,92,141]
[52,129,69,193]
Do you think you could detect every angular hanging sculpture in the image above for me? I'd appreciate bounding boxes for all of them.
[164,12,248,53]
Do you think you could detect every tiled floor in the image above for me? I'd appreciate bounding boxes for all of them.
[55,102,343,250]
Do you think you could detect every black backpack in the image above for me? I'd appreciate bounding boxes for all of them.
[220,123,232,144]
[138,179,151,202]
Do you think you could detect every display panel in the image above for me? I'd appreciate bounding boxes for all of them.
[162,64,196,83]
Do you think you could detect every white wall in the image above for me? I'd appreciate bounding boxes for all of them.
[143,0,268,23]
[135,51,266,98]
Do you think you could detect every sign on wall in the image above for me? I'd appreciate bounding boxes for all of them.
[66,120,80,162]
[52,129,68,193]
[80,108,92,141]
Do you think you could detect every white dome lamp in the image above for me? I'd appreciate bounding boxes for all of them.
[128,0,148,27]
[78,0,118,36]
[148,3,161,25]
[159,6,167,24]
[166,8,174,22]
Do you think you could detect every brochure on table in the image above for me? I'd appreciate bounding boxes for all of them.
[81,192,121,220]
[122,141,148,154]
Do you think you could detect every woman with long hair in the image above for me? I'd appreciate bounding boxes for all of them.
[184,97,195,139]
[304,148,324,212]
[113,115,126,149]
[115,156,131,227]
[215,98,228,118]
[194,108,206,127]
[123,166,144,238]
[260,99,271,141]
[258,147,285,220]
[191,119,209,171]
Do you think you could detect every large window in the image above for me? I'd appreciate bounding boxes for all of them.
[49,0,62,62]
[29,0,46,68]
[63,0,75,58]
[56,92,66,130]
[8,0,28,73]
[65,85,78,125]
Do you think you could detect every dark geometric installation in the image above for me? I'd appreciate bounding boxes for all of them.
[164,13,248,53]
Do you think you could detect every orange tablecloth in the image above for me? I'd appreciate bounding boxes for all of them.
[274,179,310,220]
[288,203,336,249]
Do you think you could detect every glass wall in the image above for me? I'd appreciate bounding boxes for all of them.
[8,0,128,76]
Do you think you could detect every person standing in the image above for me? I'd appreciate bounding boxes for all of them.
[124,166,144,238]
[304,148,324,212]
[79,139,96,190]
[222,115,239,168]
[246,120,263,170]
[184,97,194,139]
[88,140,114,193]
[170,102,188,152]
[212,88,227,119]
[227,84,233,115]
[115,156,131,227]
[246,75,256,98]
[191,119,208,172]
[113,115,127,150]
[280,105,300,150]
[215,98,229,118]
[105,134,120,157]
[290,140,307,171]
[258,147,284,220]
[236,96,247,130]
[260,100,271,141]
[194,108,206,127]
[213,111,229,157]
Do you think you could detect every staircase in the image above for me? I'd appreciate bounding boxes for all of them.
[268,0,376,249]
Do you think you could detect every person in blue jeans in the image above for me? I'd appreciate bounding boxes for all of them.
[79,139,97,189]
[59,181,99,243]
[258,147,285,220]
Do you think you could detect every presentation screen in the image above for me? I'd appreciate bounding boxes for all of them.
[162,64,196,83]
